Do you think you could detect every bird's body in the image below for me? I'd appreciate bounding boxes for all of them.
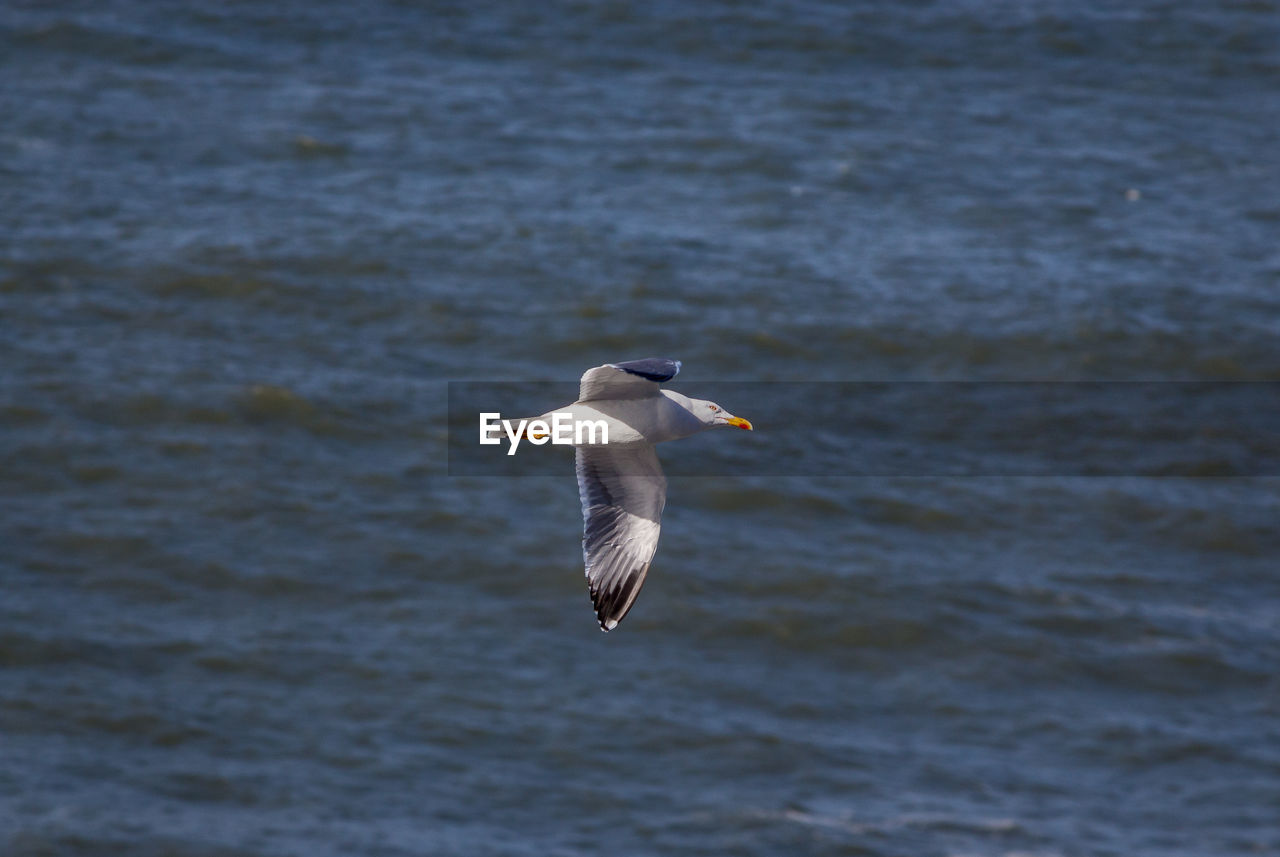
[516,359,752,632]
[542,392,707,447]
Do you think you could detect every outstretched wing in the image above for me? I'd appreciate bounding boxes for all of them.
[577,358,682,403]
[574,444,667,631]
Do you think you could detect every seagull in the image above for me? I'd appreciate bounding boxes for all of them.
[517,359,753,632]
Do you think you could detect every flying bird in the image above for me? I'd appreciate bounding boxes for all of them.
[517,359,753,632]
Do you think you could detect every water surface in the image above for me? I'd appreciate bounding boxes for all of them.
[3,2,1279,855]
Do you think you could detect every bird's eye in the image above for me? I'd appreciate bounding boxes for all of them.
[710,405,719,412]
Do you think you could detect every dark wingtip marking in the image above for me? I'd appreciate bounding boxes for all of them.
[607,358,681,384]
[590,581,635,632]
[591,593,614,632]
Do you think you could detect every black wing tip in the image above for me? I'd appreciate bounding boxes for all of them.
[594,607,623,633]
[607,358,681,384]
[589,583,637,633]
[591,592,623,632]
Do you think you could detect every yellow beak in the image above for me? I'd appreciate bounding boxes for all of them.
[726,416,753,431]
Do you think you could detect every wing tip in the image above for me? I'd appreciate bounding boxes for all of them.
[590,587,633,633]
[606,358,681,384]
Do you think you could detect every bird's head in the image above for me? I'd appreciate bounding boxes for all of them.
[693,399,753,431]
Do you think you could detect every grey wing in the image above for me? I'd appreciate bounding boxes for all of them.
[574,444,667,631]
[577,358,682,402]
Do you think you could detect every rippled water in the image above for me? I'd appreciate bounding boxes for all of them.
[4,2,1279,855]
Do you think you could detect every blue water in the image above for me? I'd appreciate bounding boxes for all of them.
[3,2,1279,855]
